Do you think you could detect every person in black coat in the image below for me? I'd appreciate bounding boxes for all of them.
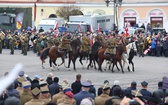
[87,79,96,96]
[97,80,109,96]
[49,77,59,97]
[71,74,82,94]
[46,73,53,86]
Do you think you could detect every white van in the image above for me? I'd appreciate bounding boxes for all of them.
[37,18,65,32]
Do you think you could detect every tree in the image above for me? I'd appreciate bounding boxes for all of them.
[56,5,83,21]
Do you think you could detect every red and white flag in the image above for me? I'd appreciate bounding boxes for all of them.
[15,12,24,30]
[54,22,58,30]
[78,23,82,32]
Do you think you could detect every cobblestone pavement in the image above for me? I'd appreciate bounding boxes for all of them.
[0,49,168,93]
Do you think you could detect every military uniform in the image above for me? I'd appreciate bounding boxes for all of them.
[58,99,76,105]
[58,35,72,52]
[95,35,103,42]
[20,91,33,105]
[36,35,42,56]
[47,36,54,47]
[8,34,16,55]
[25,99,45,105]
[42,35,47,49]
[95,93,112,105]
[53,37,60,46]
[22,35,29,55]
[80,35,90,52]
[0,31,5,54]
[105,38,118,55]
[39,94,51,105]
[52,91,65,104]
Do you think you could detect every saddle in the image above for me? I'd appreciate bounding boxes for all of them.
[58,48,67,53]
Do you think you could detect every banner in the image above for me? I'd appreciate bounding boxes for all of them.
[15,12,24,30]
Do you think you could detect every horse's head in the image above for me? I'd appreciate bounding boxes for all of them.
[94,41,103,47]
[71,38,82,48]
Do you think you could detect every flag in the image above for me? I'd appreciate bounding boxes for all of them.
[15,12,24,30]
[78,23,82,32]
[54,22,58,30]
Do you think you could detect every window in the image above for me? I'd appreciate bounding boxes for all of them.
[97,20,101,23]
[102,19,105,22]
[106,19,110,22]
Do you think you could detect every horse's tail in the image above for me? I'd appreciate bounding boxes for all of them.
[40,47,50,63]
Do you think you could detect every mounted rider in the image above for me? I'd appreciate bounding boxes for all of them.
[104,34,119,61]
[80,32,90,53]
[58,32,72,52]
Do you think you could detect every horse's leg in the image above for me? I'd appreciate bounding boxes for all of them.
[49,59,54,71]
[93,59,97,70]
[108,61,112,70]
[111,62,115,72]
[129,60,134,72]
[115,62,120,71]
[73,57,77,71]
[118,60,124,73]
[79,53,84,69]
[42,61,45,69]
[87,54,92,69]
[98,59,104,72]
[67,52,71,71]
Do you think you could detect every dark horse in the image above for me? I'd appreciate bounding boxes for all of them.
[87,41,102,70]
[97,44,127,73]
[40,46,65,71]
[67,38,82,71]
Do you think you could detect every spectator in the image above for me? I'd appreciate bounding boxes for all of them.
[110,80,123,97]
[71,74,82,94]
[105,86,123,105]
[74,81,95,105]
[87,79,96,96]
[97,80,109,96]
[46,73,53,86]
[150,39,156,56]
[140,81,152,100]
[80,98,94,105]
[31,75,40,89]
[140,23,145,30]
[20,81,32,105]
[94,83,111,105]
[25,87,44,105]
[124,81,137,98]
[39,27,44,33]
[58,91,76,105]
[6,83,20,99]
[39,86,51,104]
[52,85,64,104]
[4,96,20,105]
[16,77,27,94]
[49,77,60,97]
[153,81,164,105]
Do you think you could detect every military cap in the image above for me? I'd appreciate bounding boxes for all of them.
[22,81,31,89]
[17,77,27,84]
[81,81,91,88]
[102,83,110,90]
[40,86,49,93]
[131,81,137,86]
[31,87,41,96]
[18,71,24,76]
[131,90,142,97]
[141,81,148,87]
[104,80,109,84]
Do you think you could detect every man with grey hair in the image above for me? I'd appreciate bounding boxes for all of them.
[4,96,20,105]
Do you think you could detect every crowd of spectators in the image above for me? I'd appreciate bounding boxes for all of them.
[1,71,168,105]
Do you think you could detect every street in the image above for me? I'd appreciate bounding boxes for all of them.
[0,49,168,93]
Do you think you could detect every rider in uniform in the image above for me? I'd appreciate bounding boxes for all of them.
[36,34,43,56]
[80,32,90,53]
[104,34,118,61]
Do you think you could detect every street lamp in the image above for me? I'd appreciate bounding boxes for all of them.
[105,0,122,31]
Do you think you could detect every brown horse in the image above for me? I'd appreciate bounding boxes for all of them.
[97,44,127,73]
[40,46,65,71]
[67,38,82,71]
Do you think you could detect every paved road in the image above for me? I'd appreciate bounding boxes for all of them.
[0,49,168,93]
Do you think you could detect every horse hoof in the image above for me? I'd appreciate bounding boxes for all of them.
[122,71,124,73]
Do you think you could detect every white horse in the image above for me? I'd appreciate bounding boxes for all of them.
[122,41,137,71]
[104,41,137,72]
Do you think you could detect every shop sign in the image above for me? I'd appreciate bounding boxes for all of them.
[149,9,164,16]
[123,10,137,17]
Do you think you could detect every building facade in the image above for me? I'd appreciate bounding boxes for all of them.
[118,0,168,31]
[0,0,168,31]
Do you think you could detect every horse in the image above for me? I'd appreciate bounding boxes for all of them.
[104,41,137,72]
[66,38,82,71]
[97,44,127,73]
[40,46,65,71]
[123,41,137,72]
[87,41,102,70]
